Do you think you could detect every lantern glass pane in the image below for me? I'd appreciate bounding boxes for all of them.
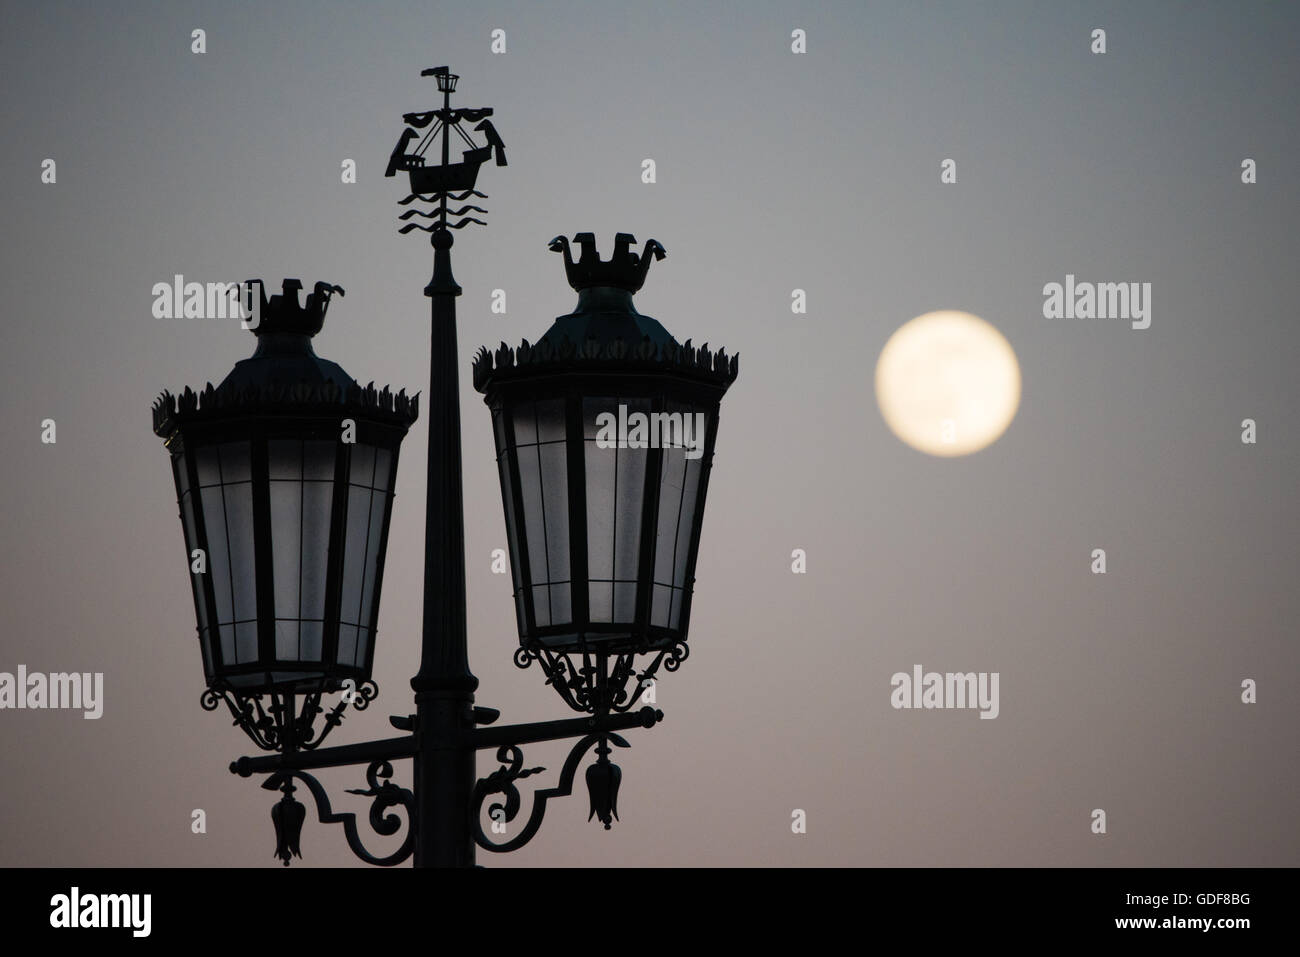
[270,480,301,621]
[513,404,553,623]
[196,446,221,487]
[220,441,252,484]
[613,442,646,618]
[373,448,392,492]
[649,405,710,630]
[536,400,566,443]
[300,621,323,662]
[494,409,526,633]
[583,397,649,624]
[275,620,298,660]
[651,584,671,628]
[338,624,357,668]
[222,479,257,625]
[201,486,233,625]
[303,441,336,480]
[589,582,612,622]
[349,444,375,485]
[341,484,372,626]
[358,489,387,634]
[512,403,537,447]
[584,414,615,586]
[550,583,572,623]
[671,454,704,629]
[539,439,570,599]
[178,480,208,638]
[235,621,257,663]
[300,481,332,622]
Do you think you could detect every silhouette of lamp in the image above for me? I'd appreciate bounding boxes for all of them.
[473,233,739,715]
[148,70,740,866]
[151,279,418,752]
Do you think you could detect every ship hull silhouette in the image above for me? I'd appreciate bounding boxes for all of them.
[404,146,492,194]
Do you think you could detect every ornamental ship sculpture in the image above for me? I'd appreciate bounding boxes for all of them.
[385,65,506,234]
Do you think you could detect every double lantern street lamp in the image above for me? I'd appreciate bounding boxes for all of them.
[150,67,738,867]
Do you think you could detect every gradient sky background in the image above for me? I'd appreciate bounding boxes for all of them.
[1,0,1296,866]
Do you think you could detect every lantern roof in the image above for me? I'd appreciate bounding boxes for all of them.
[152,279,419,442]
[219,279,353,392]
[472,234,739,394]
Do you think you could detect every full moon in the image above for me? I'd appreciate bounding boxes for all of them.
[875,310,1021,457]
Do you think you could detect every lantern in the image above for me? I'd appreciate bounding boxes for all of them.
[151,280,418,720]
[472,234,737,713]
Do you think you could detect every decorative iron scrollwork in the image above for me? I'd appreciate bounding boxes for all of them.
[513,641,687,715]
[262,760,415,867]
[472,732,630,853]
[200,681,379,753]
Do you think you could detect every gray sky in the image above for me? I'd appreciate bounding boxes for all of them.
[0,0,1296,866]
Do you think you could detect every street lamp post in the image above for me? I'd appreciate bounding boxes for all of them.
[151,67,737,867]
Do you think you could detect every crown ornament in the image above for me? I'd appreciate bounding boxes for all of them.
[548,233,666,293]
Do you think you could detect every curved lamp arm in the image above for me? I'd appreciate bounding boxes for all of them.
[472,732,630,853]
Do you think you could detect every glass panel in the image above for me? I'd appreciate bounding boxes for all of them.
[219,441,252,484]
[535,399,565,444]
[532,585,551,627]
[181,493,208,634]
[300,621,323,662]
[614,581,638,621]
[651,584,672,628]
[539,441,569,586]
[349,444,376,486]
[300,482,332,620]
[583,397,619,439]
[589,582,612,623]
[549,583,572,625]
[670,588,685,630]
[673,455,703,589]
[340,485,372,625]
[654,446,687,587]
[497,451,523,590]
[223,482,257,624]
[512,401,537,447]
[355,628,370,669]
[337,625,358,668]
[614,442,646,584]
[200,486,233,624]
[270,481,301,620]
[358,490,387,630]
[517,442,548,586]
[373,448,392,492]
[584,430,615,582]
[268,439,301,480]
[196,446,221,487]
[235,621,258,664]
[275,620,298,661]
[303,441,336,480]
[219,624,235,666]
